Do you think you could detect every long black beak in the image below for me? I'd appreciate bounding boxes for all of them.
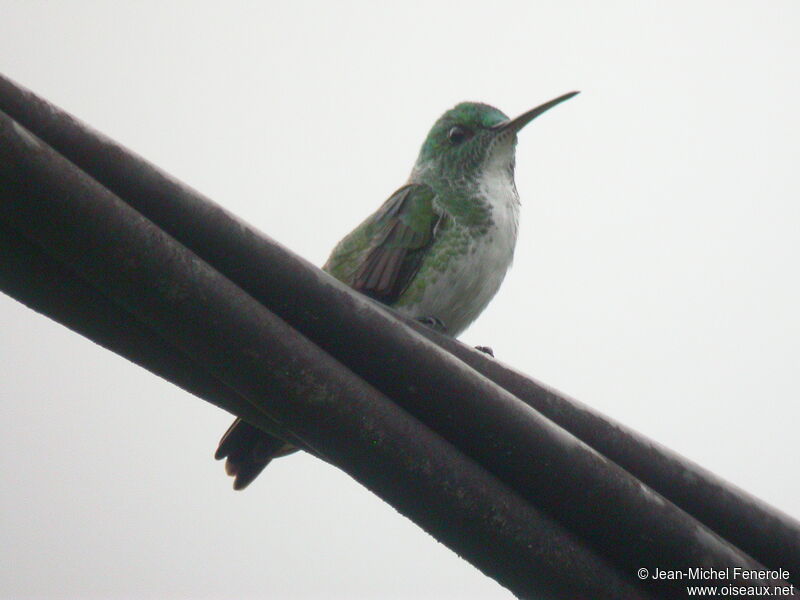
[494,91,579,134]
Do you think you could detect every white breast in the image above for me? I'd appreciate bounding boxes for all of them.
[398,160,520,336]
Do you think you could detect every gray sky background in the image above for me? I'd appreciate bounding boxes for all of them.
[1,2,798,598]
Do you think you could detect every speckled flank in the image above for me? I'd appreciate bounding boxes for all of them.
[395,135,519,335]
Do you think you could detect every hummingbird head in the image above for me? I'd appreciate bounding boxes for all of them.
[410,92,579,191]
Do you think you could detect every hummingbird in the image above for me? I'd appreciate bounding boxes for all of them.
[215,91,579,489]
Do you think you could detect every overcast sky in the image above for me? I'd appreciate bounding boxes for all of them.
[1,2,798,599]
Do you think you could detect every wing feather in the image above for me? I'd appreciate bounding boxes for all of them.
[351,184,440,303]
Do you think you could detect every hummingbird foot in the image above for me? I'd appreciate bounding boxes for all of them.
[417,316,448,334]
[475,345,494,357]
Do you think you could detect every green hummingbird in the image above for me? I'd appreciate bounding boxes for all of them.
[216,91,579,489]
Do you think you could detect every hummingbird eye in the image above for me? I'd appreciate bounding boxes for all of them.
[447,125,473,145]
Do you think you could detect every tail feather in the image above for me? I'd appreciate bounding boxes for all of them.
[215,419,296,490]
